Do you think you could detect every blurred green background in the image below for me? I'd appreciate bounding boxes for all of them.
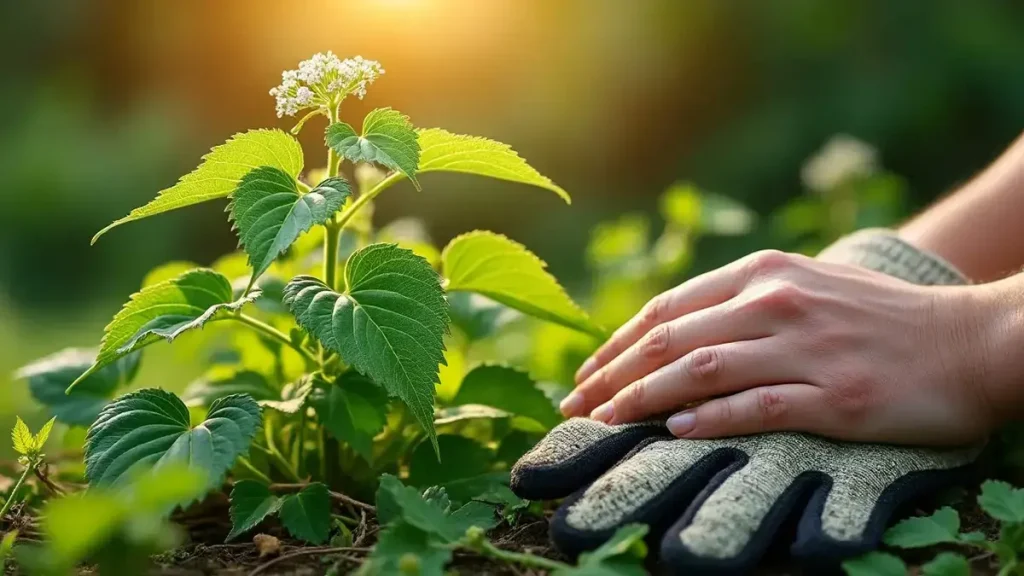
[2,0,1023,433]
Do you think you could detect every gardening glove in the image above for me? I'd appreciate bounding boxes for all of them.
[511,229,981,574]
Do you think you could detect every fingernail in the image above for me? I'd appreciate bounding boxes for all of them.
[667,412,696,436]
[590,402,614,424]
[560,392,584,417]
[575,358,596,383]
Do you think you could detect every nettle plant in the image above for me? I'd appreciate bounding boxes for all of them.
[22,53,605,547]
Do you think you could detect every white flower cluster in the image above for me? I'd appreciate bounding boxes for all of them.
[269,52,384,118]
[801,134,878,194]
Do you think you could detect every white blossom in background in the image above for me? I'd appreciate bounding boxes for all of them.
[269,52,385,117]
[801,134,879,194]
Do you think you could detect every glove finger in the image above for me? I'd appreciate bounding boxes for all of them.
[660,435,815,575]
[790,443,979,566]
[550,437,744,558]
[510,417,670,500]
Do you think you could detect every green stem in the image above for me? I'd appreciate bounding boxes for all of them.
[334,172,404,232]
[258,419,303,483]
[0,467,32,521]
[236,457,272,484]
[324,223,341,291]
[297,412,308,478]
[235,314,317,366]
[463,535,570,571]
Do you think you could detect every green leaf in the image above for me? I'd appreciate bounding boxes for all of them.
[279,483,332,544]
[375,474,497,542]
[326,108,421,187]
[442,231,602,337]
[93,129,304,243]
[230,170,351,286]
[554,524,649,576]
[33,417,56,451]
[415,128,570,203]
[451,364,561,429]
[883,507,960,548]
[260,377,313,415]
[842,552,907,576]
[70,269,260,392]
[661,182,755,236]
[921,552,970,576]
[408,435,497,504]
[85,389,262,491]
[979,480,1024,523]
[308,373,388,462]
[227,480,282,541]
[359,522,451,576]
[958,531,987,544]
[18,348,141,427]
[182,368,279,407]
[284,244,449,451]
[446,292,517,341]
[0,529,16,572]
[11,417,33,456]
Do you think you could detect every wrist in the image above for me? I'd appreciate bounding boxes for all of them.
[964,278,1024,426]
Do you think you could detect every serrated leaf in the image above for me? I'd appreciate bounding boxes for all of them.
[921,552,970,576]
[17,348,141,426]
[555,524,649,576]
[842,552,907,576]
[93,129,304,243]
[227,480,282,541]
[979,480,1024,523]
[308,373,388,462]
[326,108,420,187]
[85,389,261,491]
[259,377,313,415]
[11,417,34,456]
[283,244,449,451]
[415,128,569,203]
[451,364,561,429]
[279,483,331,544]
[359,522,451,576]
[442,231,603,337]
[375,474,497,542]
[70,269,260,392]
[230,170,350,286]
[408,435,495,504]
[883,506,960,548]
[182,368,279,408]
[33,417,56,451]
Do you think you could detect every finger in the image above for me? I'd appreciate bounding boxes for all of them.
[668,384,826,438]
[565,299,771,418]
[574,262,748,385]
[591,338,801,425]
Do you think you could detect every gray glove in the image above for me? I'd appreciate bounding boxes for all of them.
[512,230,980,574]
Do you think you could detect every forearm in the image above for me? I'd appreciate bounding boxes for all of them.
[971,272,1024,422]
[899,131,1024,283]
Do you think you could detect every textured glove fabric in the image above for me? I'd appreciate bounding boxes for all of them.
[511,230,978,574]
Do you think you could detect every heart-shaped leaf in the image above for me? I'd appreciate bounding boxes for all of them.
[229,170,351,287]
[326,108,420,187]
[284,244,449,451]
[227,480,283,541]
[413,128,569,203]
[308,373,388,462]
[451,364,561,430]
[93,129,304,243]
[279,483,332,544]
[85,389,261,491]
[17,348,141,426]
[442,231,602,337]
[70,269,260,392]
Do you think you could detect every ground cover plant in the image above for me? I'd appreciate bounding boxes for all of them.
[1,52,1021,576]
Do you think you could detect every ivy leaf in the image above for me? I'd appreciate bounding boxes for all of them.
[442,231,603,338]
[554,524,649,576]
[17,348,141,426]
[308,373,388,462]
[359,522,451,576]
[229,170,351,287]
[279,483,332,544]
[85,389,262,491]
[93,129,304,243]
[979,480,1024,523]
[883,506,960,548]
[842,552,908,576]
[227,480,282,541]
[921,552,970,576]
[283,244,449,451]
[451,364,561,430]
[11,417,34,456]
[375,474,497,542]
[326,108,420,188]
[69,269,260,392]
[182,368,279,408]
[415,128,570,203]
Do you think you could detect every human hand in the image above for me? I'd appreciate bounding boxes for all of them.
[563,244,997,445]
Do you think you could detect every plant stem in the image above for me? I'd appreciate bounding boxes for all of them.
[324,223,341,291]
[235,456,272,484]
[0,467,32,521]
[463,535,570,571]
[334,172,404,231]
[234,314,317,366]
